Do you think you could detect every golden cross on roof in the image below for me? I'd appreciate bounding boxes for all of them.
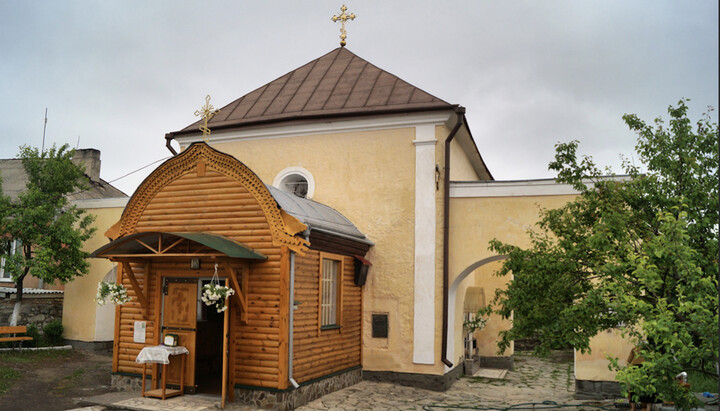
[331,5,356,47]
[194,95,220,143]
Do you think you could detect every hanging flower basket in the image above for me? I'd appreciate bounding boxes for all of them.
[95,281,130,305]
[201,283,235,313]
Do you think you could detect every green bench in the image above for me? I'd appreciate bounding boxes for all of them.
[0,325,34,348]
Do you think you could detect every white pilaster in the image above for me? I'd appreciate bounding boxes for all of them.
[412,124,437,365]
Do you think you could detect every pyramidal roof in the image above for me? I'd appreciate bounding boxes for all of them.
[171,47,455,136]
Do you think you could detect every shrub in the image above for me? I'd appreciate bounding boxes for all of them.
[24,323,40,348]
[42,320,64,346]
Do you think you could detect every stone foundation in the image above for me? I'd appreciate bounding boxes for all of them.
[0,295,63,329]
[65,339,113,355]
[363,363,463,391]
[480,355,514,370]
[575,379,622,399]
[234,366,362,410]
[464,356,481,376]
[111,373,151,392]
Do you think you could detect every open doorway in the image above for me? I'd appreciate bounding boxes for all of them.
[195,278,225,395]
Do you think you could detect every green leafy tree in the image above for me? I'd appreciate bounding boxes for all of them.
[487,100,718,408]
[0,144,95,325]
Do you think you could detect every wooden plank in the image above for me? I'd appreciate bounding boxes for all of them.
[152,270,163,388]
[121,260,149,318]
[0,337,33,342]
[229,289,237,403]
[112,263,123,373]
[222,277,230,408]
[135,238,158,254]
[143,198,262,210]
[223,261,247,324]
[0,326,27,334]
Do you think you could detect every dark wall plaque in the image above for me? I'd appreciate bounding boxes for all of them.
[372,313,388,338]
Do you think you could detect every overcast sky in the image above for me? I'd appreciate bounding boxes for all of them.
[1,1,717,195]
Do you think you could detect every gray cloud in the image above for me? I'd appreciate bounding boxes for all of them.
[1,1,717,195]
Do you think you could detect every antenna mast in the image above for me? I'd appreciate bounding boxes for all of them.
[41,108,48,152]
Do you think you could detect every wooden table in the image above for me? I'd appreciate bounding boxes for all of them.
[136,345,189,400]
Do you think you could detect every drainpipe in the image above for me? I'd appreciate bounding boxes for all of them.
[288,229,310,389]
[288,250,299,389]
[442,106,466,368]
[165,133,178,156]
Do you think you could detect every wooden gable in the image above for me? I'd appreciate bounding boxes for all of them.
[114,142,308,253]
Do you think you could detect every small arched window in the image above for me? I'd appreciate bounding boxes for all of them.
[273,166,315,199]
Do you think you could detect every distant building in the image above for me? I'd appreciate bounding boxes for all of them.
[0,148,128,347]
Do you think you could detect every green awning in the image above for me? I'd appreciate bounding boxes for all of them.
[91,231,267,260]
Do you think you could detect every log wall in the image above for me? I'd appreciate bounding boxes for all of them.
[293,250,362,382]
[114,169,283,389]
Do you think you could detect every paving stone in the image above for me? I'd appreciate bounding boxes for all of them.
[76,352,629,411]
[297,351,614,411]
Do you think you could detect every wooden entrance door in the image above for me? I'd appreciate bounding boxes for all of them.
[162,278,197,390]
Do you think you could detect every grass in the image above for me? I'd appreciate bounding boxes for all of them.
[688,371,718,394]
[467,376,509,386]
[53,368,85,394]
[0,366,21,394]
[0,349,72,365]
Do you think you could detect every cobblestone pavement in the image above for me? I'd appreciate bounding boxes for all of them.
[298,351,615,411]
[72,351,623,411]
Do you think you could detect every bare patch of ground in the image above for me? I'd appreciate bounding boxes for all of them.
[0,348,115,411]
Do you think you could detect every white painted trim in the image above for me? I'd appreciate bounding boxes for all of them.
[412,124,437,365]
[450,176,631,198]
[72,197,129,209]
[176,112,452,147]
[445,255,508,372]
[272,166,316,200]
[446,289,457,371]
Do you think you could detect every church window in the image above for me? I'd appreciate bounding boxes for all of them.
[319,253,343,330]
[273,166,315,199]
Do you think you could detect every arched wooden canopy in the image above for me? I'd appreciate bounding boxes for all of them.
[106,142,309,254]
[90,231,267,260]
[90,231,263,320]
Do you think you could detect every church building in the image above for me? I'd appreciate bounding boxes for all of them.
[94,45,629,409]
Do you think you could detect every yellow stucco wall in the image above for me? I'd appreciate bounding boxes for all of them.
[449,195,576,364]
[576,330,634,381]
[63,205,125,342]
[450,193,634,381]
[449,134,480,181]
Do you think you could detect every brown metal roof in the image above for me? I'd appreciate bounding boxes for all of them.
[171,47,454,136]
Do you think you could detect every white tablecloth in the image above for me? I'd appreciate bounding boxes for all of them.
[136,345,189,365]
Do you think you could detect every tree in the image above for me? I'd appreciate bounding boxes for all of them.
[486,100,718,408]
[0,144,95,325]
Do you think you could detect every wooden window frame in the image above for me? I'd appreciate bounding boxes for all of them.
[318,252,343,333]
[0,239,21,282]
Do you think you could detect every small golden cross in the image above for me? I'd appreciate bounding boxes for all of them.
[194,95,220,143]
[331,5,356,47]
